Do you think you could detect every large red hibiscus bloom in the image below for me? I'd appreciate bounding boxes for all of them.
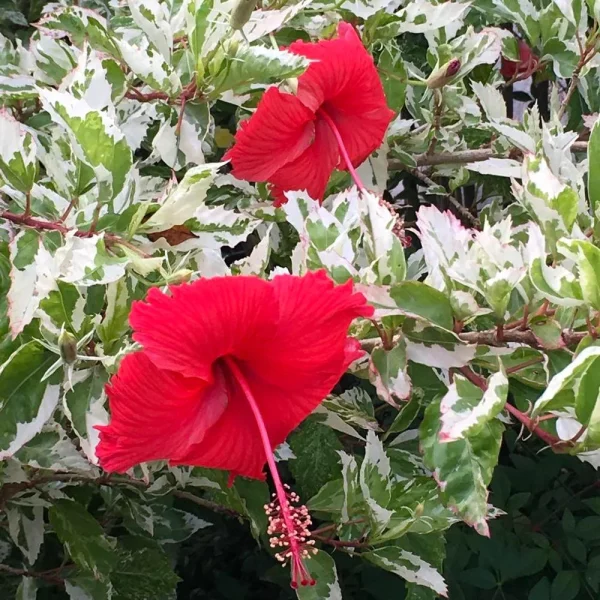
[224,22,394,205]
[96,270,372,587]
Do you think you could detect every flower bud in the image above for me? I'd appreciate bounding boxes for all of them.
[230,0,258,31]
[426,58,461,89]
[59,330,78,364]
[166,269,194,285]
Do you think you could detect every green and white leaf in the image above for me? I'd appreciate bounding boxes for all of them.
[49,498,116,577]
[359,190,406,285]
[6,504,45,564]
[439,370,508,442]
[209,43,308,96]
[14,424,93,472]
[39,88,133,200]
[0,342,60,459]
[363,545,448,597]
[0,110,37,193]
[63,368,109,464]
[369,340,411,407]
[143,163,225,232]
[360,431,393,535]
[323,388,379,432]
[420,398,503,537]
[296,550,342,600]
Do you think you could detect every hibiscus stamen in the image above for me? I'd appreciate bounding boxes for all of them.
[224,357,317,588]
[318,108,366,192]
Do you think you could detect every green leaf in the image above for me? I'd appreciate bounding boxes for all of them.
[188,0,214,82]
[438,370,508,442]
[0,110,37,192]
[63,367,109,462]
[295,551,342,600]
[385,399,421,440]
[49,498,117,577]
[529,577,551,600]
[558,239,600,311]
[420,397,503,536]
[589,114,600,238]
[358,281,454,329]
[38,281,83,333]
[288,420,343,500]
[369,340,411,407]
[550,571,580,600]
[147,504,211,543]
[97,278,130,353]
[209,42,308,96]
[379,45,406,113]
[0,341,59,459]
[110,537,179,600]
[530,317,566,349]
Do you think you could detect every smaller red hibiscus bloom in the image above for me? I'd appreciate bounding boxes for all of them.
[224,22,394,205]
[96,270,372,588]
[500,40,539,81]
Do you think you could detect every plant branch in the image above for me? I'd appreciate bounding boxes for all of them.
[0,563,67,586]
[558,39,597,120]
[458,328,586,349]
[389,142,588,171]
[0,472,238,517]
[0,210,147,257]
[407,168,481,228]
[313,534,369,548]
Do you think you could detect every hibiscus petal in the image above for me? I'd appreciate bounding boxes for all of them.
[268,117,338,205]
[242,270,373,450]
[96,352,227,473]
[290,22,394,168]
[129,276,277,380]
[171,271,373,480]
[224,87,315,181]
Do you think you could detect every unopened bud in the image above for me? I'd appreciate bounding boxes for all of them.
[59,330,78,364]
[166,269,194,285]
[230,0,258,31]
[426,58,461,89]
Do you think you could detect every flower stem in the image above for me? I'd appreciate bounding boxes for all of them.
[318,108,365,192]
[224,357,314,588]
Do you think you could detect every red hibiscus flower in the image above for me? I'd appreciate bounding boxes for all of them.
[500,40,539,81]
[224,22,394,205]
[96,270,372,587]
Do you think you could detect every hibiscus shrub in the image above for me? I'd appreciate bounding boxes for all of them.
[1,0,600,599]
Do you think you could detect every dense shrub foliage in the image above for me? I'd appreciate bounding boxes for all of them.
[1,0,600,598]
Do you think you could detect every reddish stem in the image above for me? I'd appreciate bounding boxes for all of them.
[459,366,564,448]
[224,357,314,588]
[505,356,544,374]
[318,109,365,192]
